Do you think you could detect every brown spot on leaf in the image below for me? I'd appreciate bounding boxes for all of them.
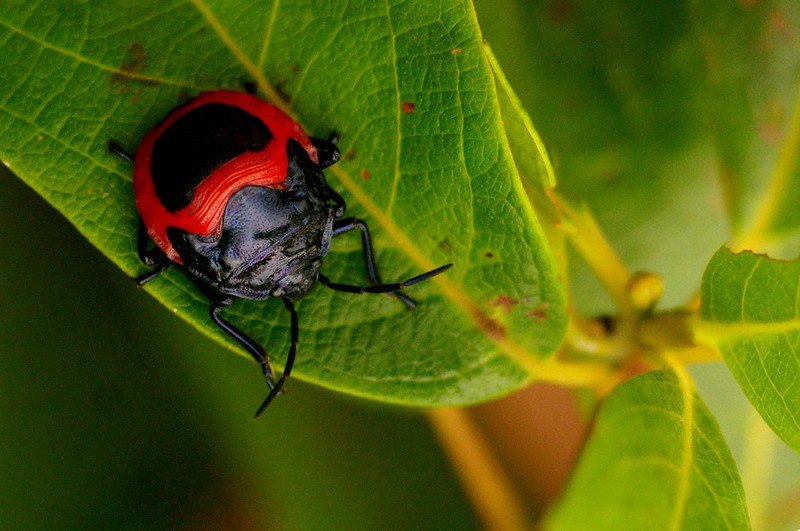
[491,294,519,314]
[402,101,415,113]
[451,47,462,55]
[274,79,292,103]
[548,0,576,21]
[361,168,371,180]
[470,307,506,340]
[111,43,157,94]
[122,43,146,72]
[527,302,550,321]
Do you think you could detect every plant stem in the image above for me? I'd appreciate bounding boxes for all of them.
[641,312,722,363]
[548,191,634,319]
[740,406,777,531]
[427,408,531,530]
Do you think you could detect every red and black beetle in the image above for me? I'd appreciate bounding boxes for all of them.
[110,90,451,416]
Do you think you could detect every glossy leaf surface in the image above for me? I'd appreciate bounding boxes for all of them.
[0,0,566,405]
[698,247,800,453]
[547,371,750,530]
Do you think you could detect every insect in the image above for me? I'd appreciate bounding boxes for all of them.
[110,90,451,416]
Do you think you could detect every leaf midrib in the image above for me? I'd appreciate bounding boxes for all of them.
[668,363,695,531]
[5,0,567,382]
[695,317,800,339]
[189,0,569,376]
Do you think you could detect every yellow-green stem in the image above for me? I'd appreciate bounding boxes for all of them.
[549,191,634,319]
[427,408,531,530]
[740,406,777,531]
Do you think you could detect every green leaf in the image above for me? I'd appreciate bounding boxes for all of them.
[0,0,567,406]
[483,42,569,288]
[546,371,751,531]
[485,43,562,228]
[485,44,556,192]
[697,247,800,453]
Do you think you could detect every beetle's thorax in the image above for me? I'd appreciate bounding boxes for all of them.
[168,140,338,301]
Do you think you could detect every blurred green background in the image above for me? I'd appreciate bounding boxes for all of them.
[4,0,800,528]
[0,167,477,528]
[476,0,800,528]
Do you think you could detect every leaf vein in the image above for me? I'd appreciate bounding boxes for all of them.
[189,0,282,106]
[0,19,202,90]
[382,0,403,217]
[257,0,280,69]
[172,2,568,382]
[667,361,694,531]
[0,105,126,180]
[739,257,762,321]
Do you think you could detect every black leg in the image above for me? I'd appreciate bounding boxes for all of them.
[108,140,134,162]
[109,141,173,285]
[135,220,171,284]
[319,263,452,296]
[135,262,170,285]
[136,221,165,265]
[326,186,346,218]
[209,303,282,410]
[332,217,420,309]
[243,81,257,95]
[254,298,298,417]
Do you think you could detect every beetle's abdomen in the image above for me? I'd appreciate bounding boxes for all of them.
[151,103,273,212]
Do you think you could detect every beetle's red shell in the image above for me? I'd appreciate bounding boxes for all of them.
[133,90,318,263]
